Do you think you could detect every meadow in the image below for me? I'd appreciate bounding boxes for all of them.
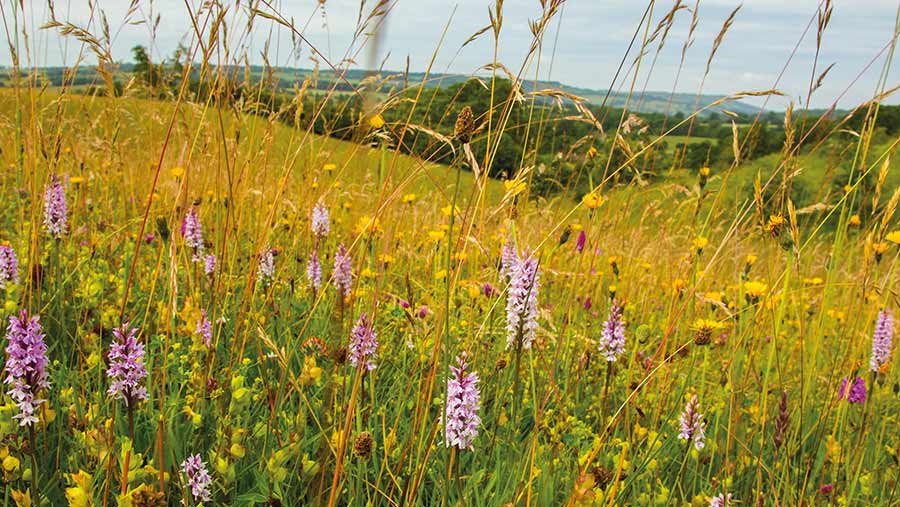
[0,0,899,506]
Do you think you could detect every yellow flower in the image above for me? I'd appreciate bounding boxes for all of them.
[699,166,711,177]
[873,242,889,256]
[504,179,527,195]
[402,193,417,204]
[582,192,604,210]
[368,114,385,129]
[299,356,323,386]
[354,215,381,236]
[11,489,31,507]
[885,231,900,245]
[70,176,86,184]
[672,278,687,294]
[435,269,448,280]
[378,254,394,264]
[65,470,92,507]
[765,214,786,235]
[2,455,19,474]
[745,254,758,266]
[441,205,461,217]
[170,166,185,178]
[744,280,768,300]
[692,318,726,331]
[427,230,446,243]
[692,236,708,251]
[324,163,337,172]
[849,214,861,227]
[586,146,598,159]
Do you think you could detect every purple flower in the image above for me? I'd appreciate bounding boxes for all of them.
[0,245,19,289]
[838,376,866,404]
[107,322,148,407]
[349,313,378,370]
[598,300,626,362]
[709,493,734,507]
[445,352,481,450]
[482,283,495,298]
[678,394,706,450]
[311,202,330,239]
[43,174,68,238]
[306,250,322,291]
[506,255,540,350]
[203,254,216,277]
[144,234,156,243]
[820,484,834,495]
[500,236,518,279]
[257,247,275,286]
[416,306,430,319]
[583,296,592,311]
[181,453,212,503]
[181,208,204,262]
[870,309,894,373]
[4,310,50,426]
[575,230,586,253]
[196,310,212,348]
[334,243,353,298]
[398,299,411,310]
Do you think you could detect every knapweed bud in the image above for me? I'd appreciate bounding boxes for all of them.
[455,106,475,144]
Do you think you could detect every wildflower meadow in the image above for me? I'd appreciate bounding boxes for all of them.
[0,0,899,505]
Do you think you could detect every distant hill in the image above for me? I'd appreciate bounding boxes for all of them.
[2,63,763,117]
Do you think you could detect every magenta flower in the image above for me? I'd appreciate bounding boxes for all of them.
[838,376,866,404]
[181,453,213,503]
[257,247,275,287]
[334,243,353,298]
[196,310,212,348]
[445,352,481,450]
[107,322,148,407]
[4,310,50,426]
[482,283,495,298]
[598,300,625,362]
[678,394,706,450]
[575,230,587,253]
[307,250,322,291]
[311,202,330,239]
[0,245,19,289]
[43,174,68,238]
[349,313,378,370]
[869,309,894,373]
[181,208,204,262]
[505,255,540,350]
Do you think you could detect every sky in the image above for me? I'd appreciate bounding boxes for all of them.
[5,0,899,110]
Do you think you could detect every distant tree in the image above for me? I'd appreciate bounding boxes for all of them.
[131,45,161,87]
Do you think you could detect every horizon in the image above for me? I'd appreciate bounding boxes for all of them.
[2,0,898,111]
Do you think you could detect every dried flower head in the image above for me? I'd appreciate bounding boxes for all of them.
[353,431,374,460]
[454,106,475,144]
